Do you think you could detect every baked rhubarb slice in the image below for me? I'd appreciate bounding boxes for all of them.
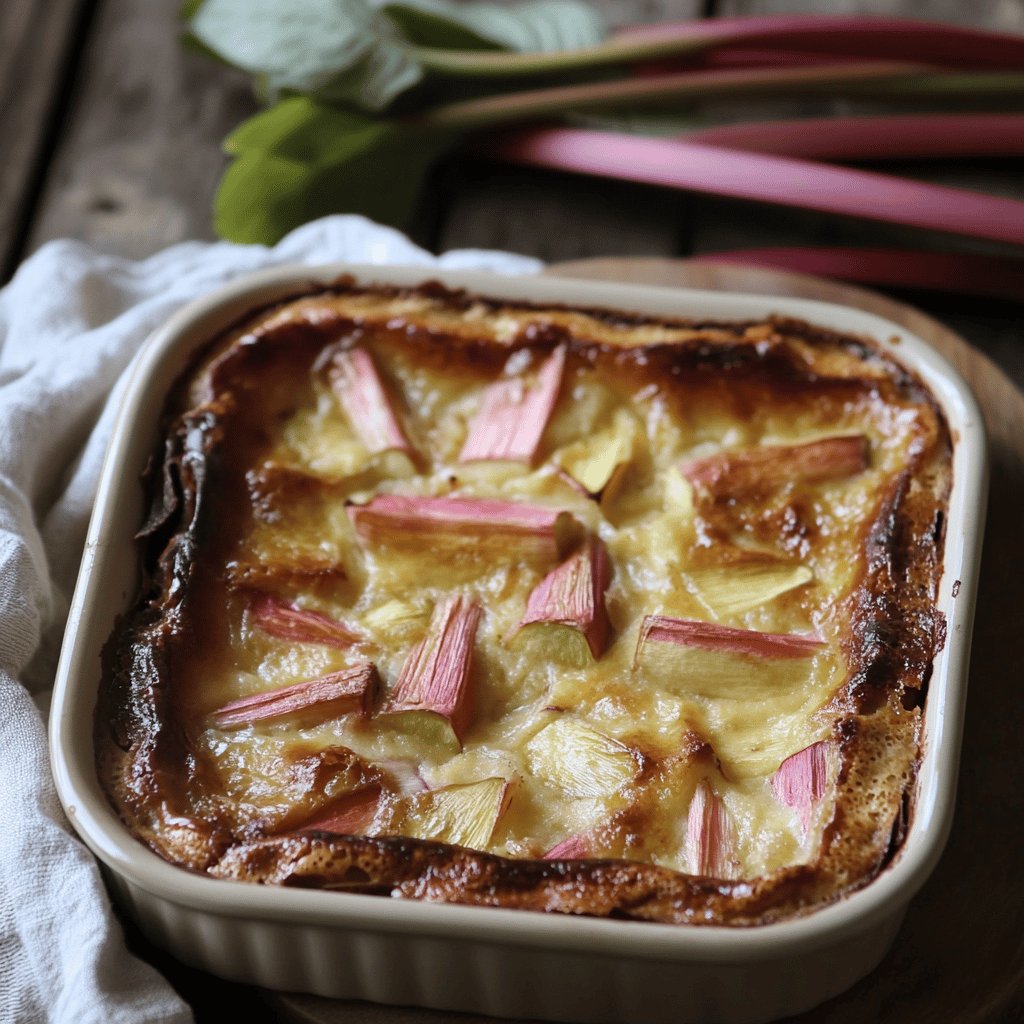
[211,663,380,729]
[687,562,814,617]
[248,592,361,648]
[542,832,592,859]
[347,494,577,562]
[772,741,830,832]
[460,345,566,464]
[387,594,482,743]
[513,537,612,661]
[525,717,638,798]
[327,346,413,457]
[637,616,824,662]
[399,777,513,850]
[686,779,735,878]
[680,434,869,499]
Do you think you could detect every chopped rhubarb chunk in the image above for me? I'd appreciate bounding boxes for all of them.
[772,741,830,832]
[347,494,575,561]
[515,538,612,659]
[328,346,412,456]
[525,717,638,798]
[389,595,481,741]
[638,616,823,661]
[401,777,513,851]
[460,346,566,464]
[543,833,591,860]
[211,662,379,729]
[680,434,869,499]
[688,562,813,617]
[686,779,734,878]
[556,408,637,496]
[249,592,361,648]
[302,785,383,836]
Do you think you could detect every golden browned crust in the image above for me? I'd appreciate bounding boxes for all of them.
[95,278,951,925]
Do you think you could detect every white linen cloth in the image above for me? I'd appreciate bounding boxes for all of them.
[0,216,541,1024]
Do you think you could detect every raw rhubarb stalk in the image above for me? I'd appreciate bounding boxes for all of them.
[688,113,1024,161]
[543,833,592,859]
[772,741,830,833]
[328,347,412,456]
[696,247,1024,303]
[680,435,868,498]
[479,128,1024,248]
[249,592,361,648]
[302,785,383,835]
[638,616,823,661]
[460,346,566,464]
[347,494,575,561]
[686,779,734,878]
[389,594,481,740]
[515,538,611,659]
[211,663,379,729]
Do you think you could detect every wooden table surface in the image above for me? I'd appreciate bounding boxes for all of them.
[2,1,1021,1022]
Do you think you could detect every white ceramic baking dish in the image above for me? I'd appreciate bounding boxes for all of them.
[50,265,987,1024]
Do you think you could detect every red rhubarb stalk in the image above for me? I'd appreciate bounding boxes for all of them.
[390,594,482,740]
[686,779,734,878]
[328,347,412,455]
[347,494,574,561]
[460,346,566,464]
[688,113,1024,161]
[543,833,591,859]
[695,248,1024,304]
[680,435,868,498]
[249,592,361,648]
[515,538,612,658]
[413,16,1024,76]
[772,741,830,833]
[211,663,379,728]
[302,785,382,835]
[639,616,823,661]
[480,128,1024,247]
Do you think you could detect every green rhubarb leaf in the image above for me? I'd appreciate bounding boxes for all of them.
[215,97,450,243]
[384,0,605,53]
[188,0,421,111]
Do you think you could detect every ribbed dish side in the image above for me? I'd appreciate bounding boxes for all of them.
[111,876,905,1024]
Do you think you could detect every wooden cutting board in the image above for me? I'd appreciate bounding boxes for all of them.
[274,260,1024,1024]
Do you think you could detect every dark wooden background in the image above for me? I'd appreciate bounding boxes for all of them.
[2,1,1022,1021]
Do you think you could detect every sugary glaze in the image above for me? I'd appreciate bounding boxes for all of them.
[96,280,951,925]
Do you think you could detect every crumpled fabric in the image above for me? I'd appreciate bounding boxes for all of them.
[0,216,540,1024]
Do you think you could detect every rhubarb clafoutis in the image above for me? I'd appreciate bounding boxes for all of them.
[96,279,951,925]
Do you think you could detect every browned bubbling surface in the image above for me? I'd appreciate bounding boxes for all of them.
[96,280,950,923]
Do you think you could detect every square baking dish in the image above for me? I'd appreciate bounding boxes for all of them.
[50,265,987,1024]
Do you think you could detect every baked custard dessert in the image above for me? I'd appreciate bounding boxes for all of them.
[96,280,951,926]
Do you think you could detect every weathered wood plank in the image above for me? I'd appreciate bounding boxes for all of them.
[0,0,92,278]
[25,0,256,260]
[433,0,706,258]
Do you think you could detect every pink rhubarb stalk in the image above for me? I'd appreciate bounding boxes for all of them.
[347,494,573,561]
[686,779,734,878]
[249,592,361,649]
[328,347,412,455]
[680,435,868,498]
[695,247,1024,304]
[480,128,1024,247]
[639,616,823,661]
[688,113,1024,162]
[460,346,566,463]
[211,663,379,729]
[543,833,591,859]
[303,786,382,835]
[390,594,482,740]
[772,741,830,833]
[515,537,611,658]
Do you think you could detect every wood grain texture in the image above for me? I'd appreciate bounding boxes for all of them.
[275,259,1024,1024]
[0,0,91,276]
[25,0,256,261]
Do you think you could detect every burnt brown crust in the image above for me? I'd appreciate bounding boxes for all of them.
[96,282,952,925]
